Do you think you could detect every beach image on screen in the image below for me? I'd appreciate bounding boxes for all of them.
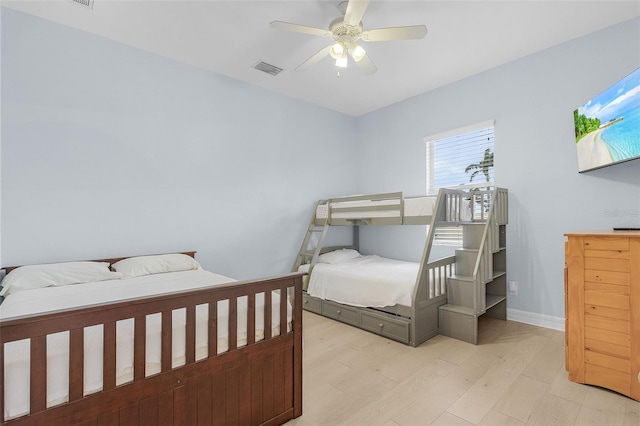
[574,67,640,172]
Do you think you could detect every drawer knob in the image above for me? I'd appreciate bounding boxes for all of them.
[379,323,384,328]
[337,310,341,315]
[304,300,308,304]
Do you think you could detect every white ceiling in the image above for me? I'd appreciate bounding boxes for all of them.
[4,0,640,116]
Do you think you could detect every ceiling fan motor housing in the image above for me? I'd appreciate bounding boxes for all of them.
[329,17,363,41]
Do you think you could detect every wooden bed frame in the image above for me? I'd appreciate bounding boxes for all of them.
[0,252,304,425]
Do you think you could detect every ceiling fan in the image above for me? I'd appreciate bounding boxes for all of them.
[270,0,427,75]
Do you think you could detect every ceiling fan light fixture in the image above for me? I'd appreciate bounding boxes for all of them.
[349,43,366,62]
[335,54,348,68]
[329,41,345,59]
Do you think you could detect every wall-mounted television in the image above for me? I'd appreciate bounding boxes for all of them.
[573,67,640,172]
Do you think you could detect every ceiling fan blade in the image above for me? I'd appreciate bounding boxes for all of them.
[295,45,332,71]
[343,0,369,27]
[270,21,332,38]
[361,25,428,42]
[354,53,377,75]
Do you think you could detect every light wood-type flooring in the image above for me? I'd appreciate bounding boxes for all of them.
[288,311,640,426]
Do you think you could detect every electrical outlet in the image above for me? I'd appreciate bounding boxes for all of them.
[508,280,517,296]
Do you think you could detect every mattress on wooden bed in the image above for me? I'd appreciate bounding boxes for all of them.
[0,269,292,421]
[299,255,420,308]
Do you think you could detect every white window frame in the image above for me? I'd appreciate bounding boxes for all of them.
[425,120,495,245]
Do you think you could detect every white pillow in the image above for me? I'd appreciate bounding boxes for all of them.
[0,261,122,296]
[316,249,361,264]
[112,254,201,279]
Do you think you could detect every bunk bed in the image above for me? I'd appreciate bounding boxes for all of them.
[0,252,303,426]
[294,191,460,347]
[294,187,508,346]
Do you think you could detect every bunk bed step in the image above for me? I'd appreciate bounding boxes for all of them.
[439,303,475,316]
[435,220,486,226]
[438,304,478,345]
[462,223,485,249]
[454,248,479,277]
[446,277,478,309]
[447,274,475,282]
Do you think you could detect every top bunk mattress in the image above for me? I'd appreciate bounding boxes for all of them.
[315,195,436,224]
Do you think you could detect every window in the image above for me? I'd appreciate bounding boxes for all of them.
[425,120,495,244]
[426,120,495,195]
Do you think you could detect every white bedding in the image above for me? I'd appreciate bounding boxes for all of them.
[300,255,419,308]
[0,270,291,420]
[404,196,437,217]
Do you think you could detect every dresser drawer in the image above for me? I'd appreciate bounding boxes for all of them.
[361,311,411,343]
[585,363,631,397]
[584,237,629,251]
[302,293,322,314]
[322,301,359,326]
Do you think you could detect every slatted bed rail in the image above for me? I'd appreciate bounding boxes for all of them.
[438,185,508,224]
[312,192,438,227]
[326,192,404,226]
[418,255,456,301]
[0,273,304,425]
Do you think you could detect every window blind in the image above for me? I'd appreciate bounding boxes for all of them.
[426,125,494,195]
[425,122,495,245]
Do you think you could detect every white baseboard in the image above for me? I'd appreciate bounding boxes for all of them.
[507,308,564,332]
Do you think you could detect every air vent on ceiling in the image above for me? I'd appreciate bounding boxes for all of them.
[70,0,94,9]
[253,61,284,76]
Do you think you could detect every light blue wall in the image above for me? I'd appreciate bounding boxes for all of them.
[355,17,640,320]
[0,8,357,279]
[2,7,639,322]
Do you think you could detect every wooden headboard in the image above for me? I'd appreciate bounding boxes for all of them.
[2,251,197,275]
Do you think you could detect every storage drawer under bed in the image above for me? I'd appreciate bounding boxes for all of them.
[361,310,410,343]
[322,300,359,326]
[301,294,413,345]
[302,292,322,314]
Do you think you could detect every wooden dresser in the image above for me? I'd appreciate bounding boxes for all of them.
[564,231,640,401]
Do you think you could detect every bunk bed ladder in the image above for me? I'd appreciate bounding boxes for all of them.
[438,187,509,344]
[292,200,330,274]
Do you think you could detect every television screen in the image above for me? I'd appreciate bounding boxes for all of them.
[573,67,640,172]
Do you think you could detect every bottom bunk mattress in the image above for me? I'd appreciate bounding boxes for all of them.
[299,254,419,308]
[0,269,292,421]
